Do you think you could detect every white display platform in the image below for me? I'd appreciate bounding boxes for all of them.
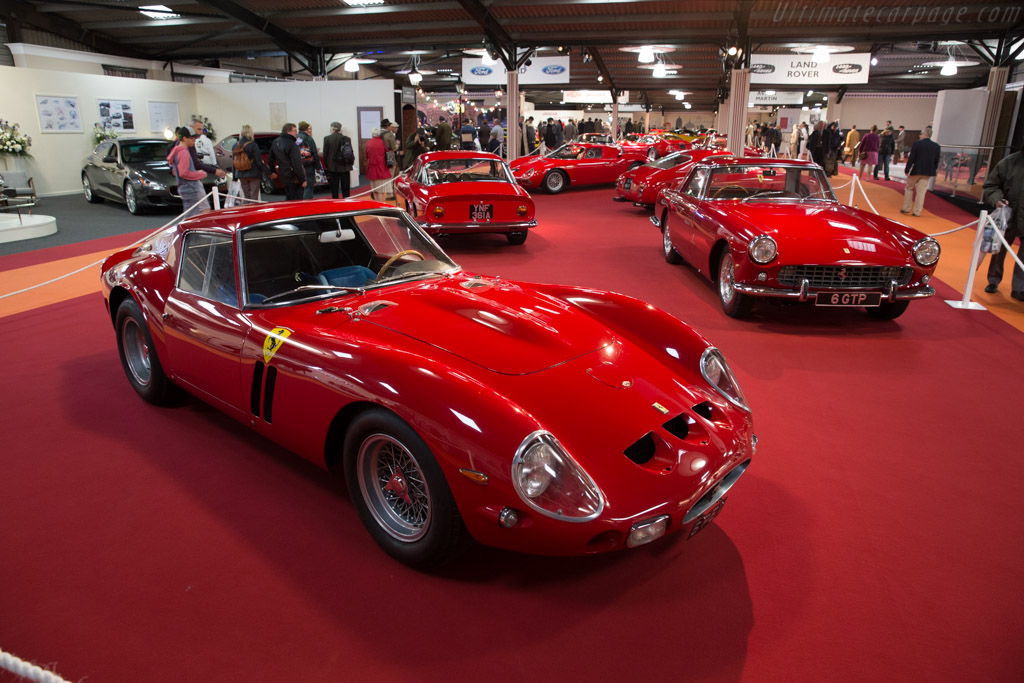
[0,212,58,243]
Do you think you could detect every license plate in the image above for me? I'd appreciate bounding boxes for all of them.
[814,292,882,307]
[687,497,726,539]
[469,204,493,221]
[623,179,632,189]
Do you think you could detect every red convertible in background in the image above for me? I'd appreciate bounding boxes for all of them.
[394,151,535,245]
[653,158,940,319]
[101,199,756,567]
[511,143,648,194]
[614,149,732,208]
[694,133,765,158]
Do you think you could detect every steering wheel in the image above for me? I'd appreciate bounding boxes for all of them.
[712,184,746,199]
[376,249,425,282]
[294,271,317,283]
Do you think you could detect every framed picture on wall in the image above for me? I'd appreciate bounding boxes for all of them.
[97,99,136,132]
[357,106,383,140]
[148,100,180,135]
[35,95,83,133]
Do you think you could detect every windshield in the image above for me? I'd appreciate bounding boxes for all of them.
[121,141,171,163]
[546,144,585,160]
[704,165,836,202]
[241,210,458,306]
[421,158,513,185]
[580,134,613,144]
[648,152,692,170]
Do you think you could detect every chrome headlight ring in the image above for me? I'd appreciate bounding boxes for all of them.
[700,347,750,412]
[511,431,604,522]
[912,237,940,267]
[748,235,777,264]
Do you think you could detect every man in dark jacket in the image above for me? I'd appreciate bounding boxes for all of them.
[403,128,428,169]
[322,121,353,199]
[982,150,1024,301]
[901,126,941,216]
[875,129,895,181]
[435,116,452,151]
[268,123,306,201]
[297,121,320,199]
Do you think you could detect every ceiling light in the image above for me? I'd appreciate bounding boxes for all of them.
[408,70,423,85]
[802,106,809,111]
[597,75,603,82]
[765,90,776,95]
[139,5,179,19]
[344,59,360,73]
[812,45,830,63]
[494,89,503,97]
[821,96,827,101]
[675,92,685,100]
[638,46,655,63]
[652,62,667,78]
[940,59,958,76]
[727,46,738,56]
[871,57,878,66]
[342,0,384,5]
[807,90,813,96]
[684,103,692,109]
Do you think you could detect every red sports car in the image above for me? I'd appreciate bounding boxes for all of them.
[510,143,648,194]
[101,199,755,567]
[394,151,535,245]
[614,149,732,208]
[653,158,940,319]
[620,133,689,161]
[214,132,328,194]
[575,133,615,144]
[694,134,765,158]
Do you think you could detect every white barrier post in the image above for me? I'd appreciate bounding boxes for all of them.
[212,184,221,210]
[945,209,988,310]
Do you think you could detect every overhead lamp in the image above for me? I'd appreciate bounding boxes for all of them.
[582,50,592,64]
[638,46,655,63]
[494,88,503,97]
[727,46,738,56]
[344,59,360,73]
[342,0,385,5]
[139,5,179,20]
[597,75,603,82]
[812,45,831,63]
[802,106,809,111]
[807,89,813,96]
[408,69,423,85]
[455,78,466,95]
[940,59,957,76]
[871,56,878,66]
[675,92,685,100]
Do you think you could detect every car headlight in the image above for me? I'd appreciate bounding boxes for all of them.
[523,168,536,178]
[912,237,940,266]
[700,347,750,412]
[512,431,604,522]
[748,235,777,264]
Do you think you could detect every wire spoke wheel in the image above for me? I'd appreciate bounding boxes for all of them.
[357,434,432,542]
[719,252,736,305]
[120,315,152,386]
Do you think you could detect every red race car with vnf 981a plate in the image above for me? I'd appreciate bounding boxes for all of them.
[652,158,940,320]
[101,199,756,568]
[394,151,536,245]
[511,143,649,194]
[615,149,733,208]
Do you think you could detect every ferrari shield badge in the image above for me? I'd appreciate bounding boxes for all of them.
[263,327,293,364]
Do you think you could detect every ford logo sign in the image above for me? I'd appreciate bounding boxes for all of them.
[542,65,566,75]
[832,63,863,74]
[750,63,775,74]
[471,66,493,76]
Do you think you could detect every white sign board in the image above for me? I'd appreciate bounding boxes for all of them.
[147,101,180,134]
[749,53,871,84]
[751,91,804,106]
[562,90,629,104]
[462,57,570,85]
[603,103,647,112]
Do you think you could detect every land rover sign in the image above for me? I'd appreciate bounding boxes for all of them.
[748,53,871,84]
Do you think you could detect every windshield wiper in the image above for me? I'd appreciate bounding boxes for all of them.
[741,190,788,202]
[260,284,365,304]
[799,195,833,202]
[375,270,447,285]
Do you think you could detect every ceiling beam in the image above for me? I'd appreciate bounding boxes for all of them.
[456,0,516,68]
[0,0,151,58]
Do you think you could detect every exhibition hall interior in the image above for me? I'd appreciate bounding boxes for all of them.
[2,1,1024,681]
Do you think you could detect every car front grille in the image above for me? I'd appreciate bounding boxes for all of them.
[777,265,913,289]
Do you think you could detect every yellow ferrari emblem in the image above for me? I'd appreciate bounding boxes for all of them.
[757,173,764,182]
[263,327,293,364]
[653,402,669,415]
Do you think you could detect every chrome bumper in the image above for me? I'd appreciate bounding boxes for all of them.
[732,279,936,302]
[419,219,537,230]
[649,214,661,228]
[612,195,630,202]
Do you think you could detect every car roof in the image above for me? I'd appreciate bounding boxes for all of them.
[175,198,397,233]
[702,157,819,167]
[114,138,169,143]
[419,151,503,162]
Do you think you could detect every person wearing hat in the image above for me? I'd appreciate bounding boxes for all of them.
[297,121,320,199]
[166,127,210,218]
[404,127,428,169]
[322,121,354,198]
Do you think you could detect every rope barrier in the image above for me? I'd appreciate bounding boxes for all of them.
[0,647,71,683]
[927,221,978,237]
[846,174,880,215]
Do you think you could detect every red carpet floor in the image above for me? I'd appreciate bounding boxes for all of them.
[2,185,1023,682]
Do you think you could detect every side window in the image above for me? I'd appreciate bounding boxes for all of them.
[96,142,115,159]
[221,137,238,152]
[178,232,237,306]
[585,147,602,159]
[685,168,707,198]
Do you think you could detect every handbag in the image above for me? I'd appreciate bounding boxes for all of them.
[823,155,837,175]
[314,167,328,185]
[385,149,396,168]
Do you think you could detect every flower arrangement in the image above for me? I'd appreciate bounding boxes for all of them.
[0,119,32,157]
[191,114,216,141]
[93,122,119,145]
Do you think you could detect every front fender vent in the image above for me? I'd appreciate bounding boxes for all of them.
[692,401,713,421]
[624,432,656,465]
[662,414,690,440]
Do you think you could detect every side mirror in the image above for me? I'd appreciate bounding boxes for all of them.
[103,155,118,163]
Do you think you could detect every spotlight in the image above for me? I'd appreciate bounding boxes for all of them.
[940,59,957,76]
[812,45,830,63]
[727,46,738,56]
[638,46,655,63]
[597,75,603,82]
[871,56,878,66]
[807,89,813,96]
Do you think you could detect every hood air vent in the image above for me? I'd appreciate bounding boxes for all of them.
[692,401,713,421]
[357,300,396,315]
[624,432,656,465]
[662,414,690,440]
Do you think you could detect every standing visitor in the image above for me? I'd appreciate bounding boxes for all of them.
[859,125,880,180]
[486,128,501,154]
[563,118,576,142]
[167,128,209,218]
[901,126,941,217]
[544,118,557,151]
[459,118,476,150]
[269,123,306,201]
[895,125,907,162]
[297,121,320,199]
[190,119,216,167]
[844,125,860,165]
[436,115,452,151]
[875,128,895,181]
[982,149,1024,301]
[404,128,428,169]
[322,121,354,199]
[233,124,270,202]
[365,128,390,202]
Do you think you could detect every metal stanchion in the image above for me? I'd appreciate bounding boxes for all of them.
[946,209,988,311]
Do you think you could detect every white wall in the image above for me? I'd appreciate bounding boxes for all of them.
[836,92,938,130]
[0,64,198,195]
[932,88,988,146]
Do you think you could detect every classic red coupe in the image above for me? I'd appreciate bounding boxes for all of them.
[575,133,614,144]
[101,199,755,567]
[393,151,535,245]
[653,158,940,319]
[620,133,689,161]
[614,149,732,208]
[511,143,648,194]
[694,134,765,158]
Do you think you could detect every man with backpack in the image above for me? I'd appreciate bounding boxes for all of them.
[323,121,354,199]
[233,124,271,201]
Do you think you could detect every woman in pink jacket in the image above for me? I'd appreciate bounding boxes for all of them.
[167,128,209,217]
[364,127,390,202]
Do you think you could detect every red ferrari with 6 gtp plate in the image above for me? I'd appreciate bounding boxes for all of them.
[653,158,940,319]
[101,199,756,568]
[511,142,649,194]
[394,151,536,245]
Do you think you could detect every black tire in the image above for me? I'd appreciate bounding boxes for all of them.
[344,409,468,568]
[506,230,528,245]
[867,300,910,320]
[628,161,643,171]
[662,212,682,264]
[260,176,276,195]
[543,170,567,194]
[718,251,754,318]
[647,148,658,161]
[115,298,173,405]
[83,174,104,203]
[124,183,143,215]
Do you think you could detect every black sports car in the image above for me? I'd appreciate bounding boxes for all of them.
[82,138,227,215]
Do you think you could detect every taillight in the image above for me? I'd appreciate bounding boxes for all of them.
[517,205,529,217]
[433,205,444,218]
